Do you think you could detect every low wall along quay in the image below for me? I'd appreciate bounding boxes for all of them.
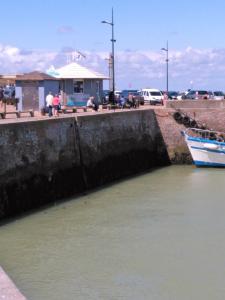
[0,109,170,220]
[1,104,225,220]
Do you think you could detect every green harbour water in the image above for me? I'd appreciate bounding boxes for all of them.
[1,165,225,300]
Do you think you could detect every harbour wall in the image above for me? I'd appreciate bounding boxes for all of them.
[0,109,170,220]
[1,105,224,220]
[165,99,225,109]
[155,104,225,163]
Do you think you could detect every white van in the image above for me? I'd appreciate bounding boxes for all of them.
[140,88,163,105]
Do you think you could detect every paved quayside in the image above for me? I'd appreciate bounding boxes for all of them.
[0,267,26,300]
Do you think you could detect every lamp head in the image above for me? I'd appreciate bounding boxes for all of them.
[101,20,112,25]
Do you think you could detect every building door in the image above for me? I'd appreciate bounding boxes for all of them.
[21,81,39,110]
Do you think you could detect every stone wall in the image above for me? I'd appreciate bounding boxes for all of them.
[0,118,85,219]
[154,109,191,164]
[2,106,223,219]
[76,110,170,188]
[155,107,225,163]
[165,99,225,109]
[0,110,170,220]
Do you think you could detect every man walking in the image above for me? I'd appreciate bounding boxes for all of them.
[46,91,53,117]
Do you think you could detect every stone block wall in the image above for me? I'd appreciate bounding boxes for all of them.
[76,110,170,188]
[155,107,225,163]
[0,118,85,219]
[0,110,170,220]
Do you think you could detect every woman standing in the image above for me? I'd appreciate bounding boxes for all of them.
[52,94,60,116]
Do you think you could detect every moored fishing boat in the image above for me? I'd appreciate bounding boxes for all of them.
[182,128,225,167]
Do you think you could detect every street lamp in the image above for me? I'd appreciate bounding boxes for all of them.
[105,55,112,90]
[102,8,116,104]
[161,41,169,95]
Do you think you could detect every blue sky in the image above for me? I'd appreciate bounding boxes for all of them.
[2,0,225,91]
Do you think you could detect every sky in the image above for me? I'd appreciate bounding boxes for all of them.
[2,0,225,91]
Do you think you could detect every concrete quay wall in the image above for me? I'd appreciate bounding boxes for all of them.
[165,99,225,109]
[0,117,85,219]
[76,110,169,188]
[0,109,169,220]
[155,107,225,163]
[1,105,223,219]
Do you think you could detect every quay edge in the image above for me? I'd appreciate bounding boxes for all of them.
[0,266,26,299]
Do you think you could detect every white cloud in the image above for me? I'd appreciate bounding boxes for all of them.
[0,44,225,91]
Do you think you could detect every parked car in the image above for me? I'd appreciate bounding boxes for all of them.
[102,90,122,103]
[182,90,209,100]
[140,88,163,105]
[207,91,213,99]
[168,91,179,100]
[114,90,122,98]
[177,92,186,100]
[213,91,225,100]
[121,90,144,105]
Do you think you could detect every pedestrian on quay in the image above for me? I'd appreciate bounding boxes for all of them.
[86,96,94,109]
[86,96,99,111]
[128,93,135,107]
[92,96,99,111]
[46,91,53,117]
[163,92,168,106]
[52,94,60,117]
[0,86,4,108]
[119,95,126,108]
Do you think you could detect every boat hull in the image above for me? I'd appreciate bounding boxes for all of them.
[184,133,225,167]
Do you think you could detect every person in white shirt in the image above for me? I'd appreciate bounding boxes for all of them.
[86,96,94,108]
[46,91,53,117]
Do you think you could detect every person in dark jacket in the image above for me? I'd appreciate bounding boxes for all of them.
[0,87,4,108]
[92,96,99,111]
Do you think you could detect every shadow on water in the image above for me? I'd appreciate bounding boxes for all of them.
[0,165,169,227]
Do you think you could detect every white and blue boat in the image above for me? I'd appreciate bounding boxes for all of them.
[182,128,225,167]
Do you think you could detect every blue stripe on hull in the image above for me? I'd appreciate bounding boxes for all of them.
[194,160,225,167]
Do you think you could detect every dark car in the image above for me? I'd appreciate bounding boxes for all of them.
[168,91,179,100]
[121,90,144,105]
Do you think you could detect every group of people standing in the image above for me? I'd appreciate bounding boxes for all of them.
[115,93,138,108]
[102,92,138,108]
[46,92,61,117]
[46,92,100,117]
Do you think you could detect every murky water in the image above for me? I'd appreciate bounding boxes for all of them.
[1,166,225,299]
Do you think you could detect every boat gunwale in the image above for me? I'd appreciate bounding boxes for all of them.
[184,128,225,145]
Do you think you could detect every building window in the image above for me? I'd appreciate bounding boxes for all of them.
[73,80,83,93]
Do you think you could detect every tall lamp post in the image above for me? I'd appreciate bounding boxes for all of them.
[105,55,113,90]
[102,8,116,104]
[161,41,169,95]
